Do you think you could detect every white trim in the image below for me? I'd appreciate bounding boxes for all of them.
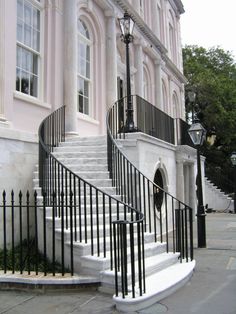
[14,90,51,109]
[77,112,99,125]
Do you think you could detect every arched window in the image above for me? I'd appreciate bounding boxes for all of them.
[77,19,91,115]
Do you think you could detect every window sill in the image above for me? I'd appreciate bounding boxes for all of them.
[77,112,99,125]
[14,91,51,109]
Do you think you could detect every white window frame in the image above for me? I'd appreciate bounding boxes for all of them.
[16,0,43,100]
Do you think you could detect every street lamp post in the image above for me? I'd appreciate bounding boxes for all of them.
[188,121,207,248]
[118,12,136,132]
[230,152,236,214]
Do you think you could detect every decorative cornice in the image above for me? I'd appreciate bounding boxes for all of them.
[113,0,187,84]
[172,0,185,15]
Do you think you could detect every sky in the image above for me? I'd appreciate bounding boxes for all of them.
[180,0,236,60]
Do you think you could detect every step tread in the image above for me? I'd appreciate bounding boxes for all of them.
[114,260,196,312]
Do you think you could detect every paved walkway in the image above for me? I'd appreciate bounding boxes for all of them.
[0,212,236,314]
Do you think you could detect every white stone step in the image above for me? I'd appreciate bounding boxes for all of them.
[79,242,167,276]
[54,145,107,153]
[53,151,107,159]
[100,252,179,289]
[64,232,156,257]
[58,157,107,165]
[114,260,196,312]
[60,136,106,147]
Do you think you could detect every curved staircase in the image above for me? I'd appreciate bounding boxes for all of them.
[35,103,195,312]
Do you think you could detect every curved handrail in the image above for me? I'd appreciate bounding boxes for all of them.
[38,105,145,297]
[106,95,194,256]
[38,107,142,214]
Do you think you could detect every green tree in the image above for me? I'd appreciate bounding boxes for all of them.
[183,45,236,191]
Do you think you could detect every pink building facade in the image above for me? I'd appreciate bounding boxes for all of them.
[0,0,198,210]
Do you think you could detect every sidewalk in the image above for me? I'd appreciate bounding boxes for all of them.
[159,212,236,314]
[0,212,236,314]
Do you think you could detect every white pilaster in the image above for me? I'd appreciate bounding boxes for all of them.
[151,0,158,36]
[105,12,117,108]
[63,0,78,135]
[154,60,163,109]
[176,160,184,203]
[134,39,144,98]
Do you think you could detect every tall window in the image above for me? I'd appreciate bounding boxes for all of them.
[77,19,91,115]
[16,0,40,97]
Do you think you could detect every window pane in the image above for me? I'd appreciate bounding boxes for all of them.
[78,77,84,94]
[80,42,86,59]
[78,19,89,39]
[22,48,32,71]
[17,20,23,42]
[86,45,90,62]
[24,24,31,47]
[16,69,21,91]
[78,94,83,113]
[21,71,30,94]
[86,61,90,78]
[24,3,32,26]
[33,54,38,75]
[84,81,89,97]
[16,46,22,67]
[80,59,86,77]
[30,74,38,97]
[17,0,23,20]
[32,29,40,51]
[84,97,89,114]
[24,3,31,25]
[33,8,40,30]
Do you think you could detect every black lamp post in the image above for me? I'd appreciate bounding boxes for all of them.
[188,121,207,248]
[118,12,136,132]
[230,152,236,214]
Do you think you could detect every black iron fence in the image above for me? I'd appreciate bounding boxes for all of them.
[0,190,73,276]
[107,97,194,299]
[136,96,175,144]
[114,95,175,144]
[205,164,234,195]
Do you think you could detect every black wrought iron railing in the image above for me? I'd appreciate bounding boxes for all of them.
[205,164,234,195]
[107,96,194,299]
[0,190,73,276]
[38,106,146,296]
[136,95,175,144]
[175,118,194,147]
